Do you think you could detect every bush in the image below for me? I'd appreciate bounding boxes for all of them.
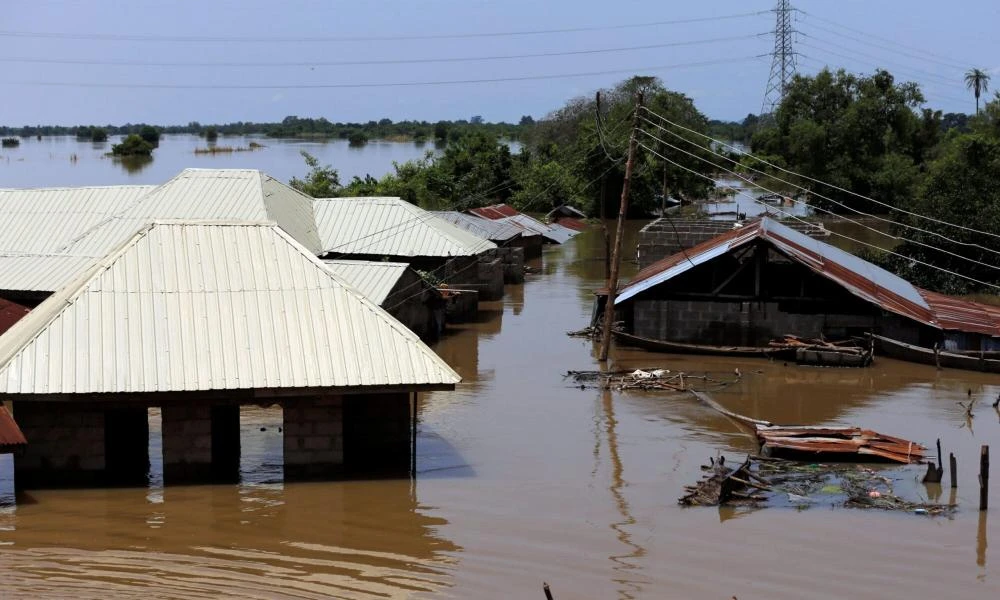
[111,134,154,157]
[205,127,219,142]
[1,137,20,147]
[139,125,160,146]
[348,131,368,146]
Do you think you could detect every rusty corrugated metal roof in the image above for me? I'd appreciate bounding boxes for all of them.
[615,216,1000,337]
[0,298,30,336]
[0,405,26,451]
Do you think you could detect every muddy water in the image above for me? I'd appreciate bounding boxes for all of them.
[2,222,999,598]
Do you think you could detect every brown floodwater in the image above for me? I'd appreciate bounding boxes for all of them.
[1,221,998,598]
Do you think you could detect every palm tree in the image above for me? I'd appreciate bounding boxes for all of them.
[965,68,991,114]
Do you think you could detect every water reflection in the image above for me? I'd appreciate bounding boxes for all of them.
[978,511,988,569]
[599,389,645,600]
[0,478,458,597]
[113,155,154,175]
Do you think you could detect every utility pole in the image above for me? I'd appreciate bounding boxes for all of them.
[761,0,797,114]
[598,93,642,362]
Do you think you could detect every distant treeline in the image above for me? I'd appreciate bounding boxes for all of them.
[0,115,532,142]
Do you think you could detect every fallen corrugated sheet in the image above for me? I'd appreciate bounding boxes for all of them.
[321,259,410,305]
[0,404,27,451]
[430,211,522,242]
[756,426,926,464]
[615,216,1000,337]
[0,221,460,395]
[0,169,323,294]
[315,197,496,257]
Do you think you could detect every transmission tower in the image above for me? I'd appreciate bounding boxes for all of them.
[761,0,797,114]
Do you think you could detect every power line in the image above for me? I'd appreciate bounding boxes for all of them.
[639,110,1000,258]
[7,56,763,89]
[796,10,971,70]
[0,11,770,43]
[637,122,1000,275]
[798,38,960,87]
[637,141,1000,291]
[638,105,1000,241]
[796,56,970,107]
[0,34,768,68]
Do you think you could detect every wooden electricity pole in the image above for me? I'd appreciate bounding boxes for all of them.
[598,93,643,362]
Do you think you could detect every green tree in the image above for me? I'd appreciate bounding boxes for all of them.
[751,68,934,214]
[139,125,160,147]
[289,151,341,197]
[965,68,991,114]
[205,127,219,141]
[91,127,108,142]
[110,134,154,156]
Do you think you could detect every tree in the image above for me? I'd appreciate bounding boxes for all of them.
[519,115,535,126]
[139,125,160,146]
[965,68,991,114]
[91,127,108,142]
[289,151,341,197]
[751,68,933,214]
[111,134,154,156]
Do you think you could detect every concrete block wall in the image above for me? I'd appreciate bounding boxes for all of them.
[13,402,106,488]
[161,404,212,483]
[633,298,875,346]
[283,395,344,480]
[495,246,525,283]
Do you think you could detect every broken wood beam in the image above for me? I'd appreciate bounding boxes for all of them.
[981,445,990,511]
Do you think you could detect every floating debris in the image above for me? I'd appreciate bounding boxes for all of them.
[680,454,955,515]
[565,368,740,392]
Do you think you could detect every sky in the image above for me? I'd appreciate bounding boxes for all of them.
[2,0,997,126]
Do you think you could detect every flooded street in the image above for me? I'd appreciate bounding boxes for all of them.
[1,222,998,598]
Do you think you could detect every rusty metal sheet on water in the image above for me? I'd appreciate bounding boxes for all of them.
[756,425,925,464]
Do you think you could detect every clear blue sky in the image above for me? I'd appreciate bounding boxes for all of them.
[3,0,996,125]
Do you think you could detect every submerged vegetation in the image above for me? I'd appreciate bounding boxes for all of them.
[110,134,154,157]
[1,137,19,147]
[193,142,263,154]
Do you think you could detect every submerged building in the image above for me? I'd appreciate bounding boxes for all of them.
[0,221,459,489]
[313,196,504,300]
[609,216,1000,352]
[322,259,445,342]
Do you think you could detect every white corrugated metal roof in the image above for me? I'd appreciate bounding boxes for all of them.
[496,214,578,244]
[322,259,410,305]
[59,168,323,258]
[0,185,154,254]
[0,221,459,395]
[0,169,323,294]
[314,197,497,258]
[430,211,522,242]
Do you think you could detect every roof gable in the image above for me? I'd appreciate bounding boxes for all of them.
[0,221,459,395]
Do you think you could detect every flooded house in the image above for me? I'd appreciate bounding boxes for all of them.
[606,216,1000,362]
[313,196,504,301]
[0,221,459,489]
[322,259,445,342]
[430,211,526,283]
[545,205,588,232]
[469,203,582,243]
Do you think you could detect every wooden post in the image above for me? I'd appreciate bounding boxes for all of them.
[980,445,990,511]
[934,343,941,370]
[543,582,555,600]
[598,93,643,362]
[950,452,957,488]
